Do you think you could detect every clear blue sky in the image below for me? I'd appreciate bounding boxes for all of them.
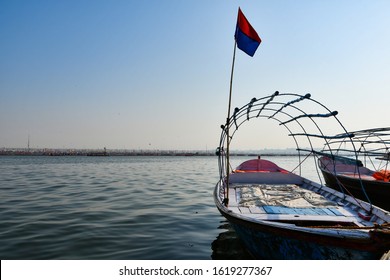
[1,0,389,150]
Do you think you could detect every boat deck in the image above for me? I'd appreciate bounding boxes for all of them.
[226,183,368,225]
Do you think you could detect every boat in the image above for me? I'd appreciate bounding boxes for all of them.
[214,92,390,259]
[318,127,390,211]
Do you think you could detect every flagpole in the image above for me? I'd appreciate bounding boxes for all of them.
[224,40,237,206]
[223,7,260,206]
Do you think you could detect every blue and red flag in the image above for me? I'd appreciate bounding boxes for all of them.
[235,8,261,57]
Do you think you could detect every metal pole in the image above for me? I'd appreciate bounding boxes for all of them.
[224,41,237,206]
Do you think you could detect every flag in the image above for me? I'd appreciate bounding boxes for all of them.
[235,8,261,57]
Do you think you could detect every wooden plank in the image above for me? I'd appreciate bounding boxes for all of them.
[293,208,318,215]
[333,207,355,217]
[227,206,240,214]
[328,208,343,216]
[263,206,276,214]
[322,208,337,216]
[262,206,348,217]
[249,207,266,214]
[239,207,252,214]
[311,208,330,215]
[250,213,358,223]
[227,188,239,206]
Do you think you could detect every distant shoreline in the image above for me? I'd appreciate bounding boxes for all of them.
[0,148,304,157]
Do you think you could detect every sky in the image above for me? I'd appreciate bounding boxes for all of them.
[1,0,389,151]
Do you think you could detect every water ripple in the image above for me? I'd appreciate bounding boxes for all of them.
[0,156,239,259]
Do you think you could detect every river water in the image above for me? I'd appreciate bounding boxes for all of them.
[0,155,320,260]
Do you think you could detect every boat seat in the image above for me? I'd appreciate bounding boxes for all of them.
[263,205,343,216]
[233,206,359,223]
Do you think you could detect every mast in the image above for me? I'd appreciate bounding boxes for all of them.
[224,41,237,206]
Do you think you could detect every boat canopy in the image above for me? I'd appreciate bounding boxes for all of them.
[235,158,286,172]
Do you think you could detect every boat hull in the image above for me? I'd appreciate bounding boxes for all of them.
[216,205,386,260]
[214,178,390,260]
[320,168,390,212]
[220,211,382,260]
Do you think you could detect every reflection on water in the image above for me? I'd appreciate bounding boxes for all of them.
[211,220,254,260]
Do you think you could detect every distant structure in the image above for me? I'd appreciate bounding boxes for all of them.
[0,147,306,157]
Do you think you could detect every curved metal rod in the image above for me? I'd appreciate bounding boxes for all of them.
[217,92,371,210]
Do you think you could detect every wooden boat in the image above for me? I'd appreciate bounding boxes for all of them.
[318,127,390,211]
[214,92,390,259]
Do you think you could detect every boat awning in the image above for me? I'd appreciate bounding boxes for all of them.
[299,149,363,167]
